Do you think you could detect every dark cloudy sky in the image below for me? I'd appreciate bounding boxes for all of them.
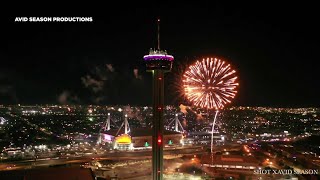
[3,2,320,107]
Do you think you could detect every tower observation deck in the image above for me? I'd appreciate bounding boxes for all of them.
[144,49,174,71]
[144,19,174,180]
[144,19,174,71]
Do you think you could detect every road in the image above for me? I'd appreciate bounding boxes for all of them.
[0,146,204,171]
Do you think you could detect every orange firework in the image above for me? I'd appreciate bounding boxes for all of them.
[183,57,239,109]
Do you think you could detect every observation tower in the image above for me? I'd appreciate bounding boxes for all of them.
[143,19,174,180]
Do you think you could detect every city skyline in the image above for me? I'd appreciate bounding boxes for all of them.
[3,3,319,107]
[0,103,319,179]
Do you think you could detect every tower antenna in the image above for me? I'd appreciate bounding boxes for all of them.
[157,18,160,50]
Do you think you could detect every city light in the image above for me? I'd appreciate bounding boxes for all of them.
[157,137,162,144]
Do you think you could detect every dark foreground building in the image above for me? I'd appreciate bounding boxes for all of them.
[0,167,95,180]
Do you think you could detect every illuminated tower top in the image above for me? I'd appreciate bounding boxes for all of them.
[144,19,174,71]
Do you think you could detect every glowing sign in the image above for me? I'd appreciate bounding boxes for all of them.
[103,134,112,142]
[145,142,149,147]
[115,134,131,144]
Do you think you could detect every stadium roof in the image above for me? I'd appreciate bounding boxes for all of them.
[104,128,182,137]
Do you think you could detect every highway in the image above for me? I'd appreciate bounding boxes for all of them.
[0,146,204,171]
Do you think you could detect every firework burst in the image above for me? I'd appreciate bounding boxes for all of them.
[183,57,239,109]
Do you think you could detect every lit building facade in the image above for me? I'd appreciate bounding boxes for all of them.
[100,128,182,150]
[201,155,260,171]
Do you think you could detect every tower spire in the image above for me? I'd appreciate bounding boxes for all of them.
[157,18,160,50]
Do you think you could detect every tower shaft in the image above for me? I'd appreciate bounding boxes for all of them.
[152,70,164,180]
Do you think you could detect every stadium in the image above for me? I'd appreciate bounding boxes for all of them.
[97,113,184,150]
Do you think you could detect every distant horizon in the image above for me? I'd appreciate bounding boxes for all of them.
[1,104,319,109]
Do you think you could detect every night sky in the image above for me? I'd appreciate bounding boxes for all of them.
[3,2,320,107]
